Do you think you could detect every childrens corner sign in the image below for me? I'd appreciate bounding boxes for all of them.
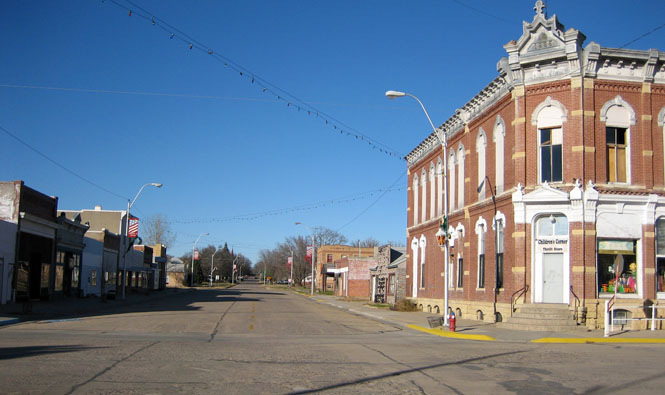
[536,237,568,253]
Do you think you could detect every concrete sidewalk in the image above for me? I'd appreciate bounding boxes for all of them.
[302,291,665,344]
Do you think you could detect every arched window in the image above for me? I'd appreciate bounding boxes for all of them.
[532,97,567,184]
[493,116,506,194]
[449,149,456,211]
[601,95,635,184]
[429,163,436,220]
[412,174,419,225]
[410,237,419,297]
[477,129,487,201]
[475,217,487,289]
[419,235,427,288]
[436,158,443,217]
[457,145,465,209]
[421,169,427,224]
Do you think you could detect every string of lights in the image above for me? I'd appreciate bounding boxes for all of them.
[0,124,128,201]
[168,184,405,225]
[102,0,405,160]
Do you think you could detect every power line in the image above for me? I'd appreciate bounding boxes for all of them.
[0,124,128,201]
[336,171,407,232]
[169,184,405,225]
[102,0,405,160]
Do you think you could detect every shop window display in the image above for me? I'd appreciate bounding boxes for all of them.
[597,240,637,295]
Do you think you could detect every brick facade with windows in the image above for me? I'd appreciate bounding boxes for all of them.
[405,3,665,329]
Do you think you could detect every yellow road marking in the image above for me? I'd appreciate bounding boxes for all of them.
[249,324,254,331]
[408,325,495,341]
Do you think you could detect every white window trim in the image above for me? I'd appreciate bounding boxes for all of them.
[493,116,505,195]
[410,237,419,297]
[601,96,636,185]
[449,149,456,212]
[429,163,436,220]
[421,169,427,224]
[475,217,488,289]
[419,235,427,289]
[413,174,419,226]
[437,158,443,217]
[458,145,465,208]
[477,129,487,201]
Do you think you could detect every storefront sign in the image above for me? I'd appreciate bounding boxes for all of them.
[535,237,568,253]
[598,240,634,254]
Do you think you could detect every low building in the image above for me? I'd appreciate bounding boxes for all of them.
[55,213,89,298]
[370,245,407,306]
[332,256,377,299]
[166,257,185,286]
[317,245,376,291]
[0,181,59,303]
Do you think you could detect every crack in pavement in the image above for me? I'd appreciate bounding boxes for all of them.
[65,341,159,394]
[208,301,237,342]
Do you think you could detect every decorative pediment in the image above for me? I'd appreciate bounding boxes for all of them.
[521,182,569,203]
[509,2,566,58]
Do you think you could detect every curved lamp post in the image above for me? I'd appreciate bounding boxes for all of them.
[123,182,162,300]
[386,90,450,326]
[295,222,315,295]
[210,247,223,287]
[191,232,209,287]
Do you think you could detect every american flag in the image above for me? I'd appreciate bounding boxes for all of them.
[128,216,139,238]
[306,246,313,258]
[287,257,292,268]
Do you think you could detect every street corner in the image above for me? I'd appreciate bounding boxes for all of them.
[408,324,496,341]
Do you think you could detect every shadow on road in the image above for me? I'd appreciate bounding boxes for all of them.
[0,284,271,324]
[0,345,105,360]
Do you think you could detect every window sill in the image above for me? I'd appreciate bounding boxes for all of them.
[599,292,640,298]
[476,288,486,292]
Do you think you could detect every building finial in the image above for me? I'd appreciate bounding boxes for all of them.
[534,0,546,17]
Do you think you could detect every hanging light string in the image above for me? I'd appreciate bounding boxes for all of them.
[102,0,404,160]
[168,184,405,225]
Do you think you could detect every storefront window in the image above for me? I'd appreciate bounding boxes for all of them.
[598,240,637,295]
[656,218,665,293]
[55,265,64,292]
[91,270,97,287]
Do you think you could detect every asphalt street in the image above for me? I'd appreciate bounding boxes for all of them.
[1,281,664,394]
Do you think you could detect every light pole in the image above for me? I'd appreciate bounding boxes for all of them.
[295,222,315,295]
[386,90,450,326]
[231,255,240,284]
[289,247,294,288]
[191,232,209,287]
[210,247,223,287]
[123,182,162,300]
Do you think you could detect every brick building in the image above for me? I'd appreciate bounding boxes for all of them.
[404,2,665,329]
[317,244,376,292]
[332,256,377,299]
[370,245,407,306]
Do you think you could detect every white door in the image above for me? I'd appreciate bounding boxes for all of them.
[542,253,564,303]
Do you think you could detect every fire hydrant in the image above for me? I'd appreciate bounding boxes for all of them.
[449,312,456,332]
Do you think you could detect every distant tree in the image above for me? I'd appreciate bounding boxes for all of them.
[312,226,347,247]
[351,237,381,248]
[142,213,176,248]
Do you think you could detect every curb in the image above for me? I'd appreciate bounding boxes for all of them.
[407,324,496,341]
[531,337,665,344]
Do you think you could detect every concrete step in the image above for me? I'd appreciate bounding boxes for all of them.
[501,303,584,332]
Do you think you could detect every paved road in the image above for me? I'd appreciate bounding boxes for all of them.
[1,281,664,394]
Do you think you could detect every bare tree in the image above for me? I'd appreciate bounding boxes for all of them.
[351,237,381,248]
[142,213,176,247]
[312,226,347,247]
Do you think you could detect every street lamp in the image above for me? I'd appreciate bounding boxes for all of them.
[210,247,223,287]
[386,90,450,326]
[231,255,240,284]
[123,182,162,300]
[295,222,315,295]
[191,232,209,287]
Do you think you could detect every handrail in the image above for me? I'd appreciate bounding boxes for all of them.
[570,286,580,322]
[510,284,529,317]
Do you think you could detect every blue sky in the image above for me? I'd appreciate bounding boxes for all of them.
[2,0,664,264]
